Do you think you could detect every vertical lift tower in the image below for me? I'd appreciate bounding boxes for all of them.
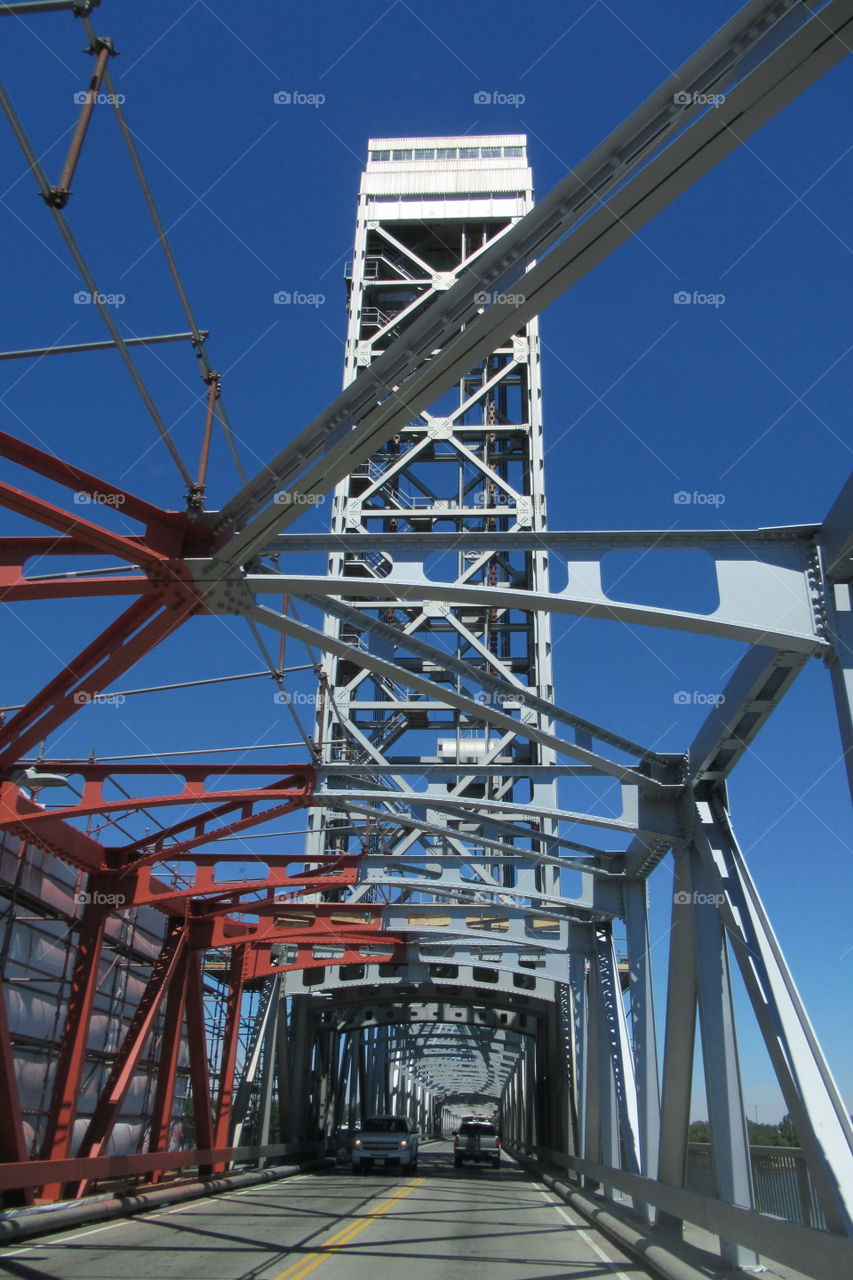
[307,135,559,908]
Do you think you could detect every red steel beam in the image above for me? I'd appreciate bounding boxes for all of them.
[0,787,107,872]
[67,921,188,1196]
[0,482,172,568]
[0,439,216,769]
[0,534,150,604]
[147,949,190,1177]
[6,770,314,837]
[244,941,406,980]
[78,924,188,1156]
[0,429,191,534]
[0,574,151,603]
[0,1141,315,1194]
[40,900,108,1197]
[116,794,316,867]
[132,858,358,909]
[0,595,200,769]
[0,972,33,1205]
[211,947,246,1170]
[184,953,214,1173]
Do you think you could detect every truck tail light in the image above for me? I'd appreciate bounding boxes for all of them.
[495,1137,501,1149]
[453,1135,459,1147]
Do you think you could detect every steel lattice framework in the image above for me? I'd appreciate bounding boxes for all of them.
[0,1,852,1275]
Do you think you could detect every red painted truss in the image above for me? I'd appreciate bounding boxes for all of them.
[0,440,409,1203]
[0,770,406,1202]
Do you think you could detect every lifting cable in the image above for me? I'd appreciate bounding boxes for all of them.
[0,76,195,491]
[78,10,249,487]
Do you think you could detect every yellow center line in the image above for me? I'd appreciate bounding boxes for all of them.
[273,1178,425,1280]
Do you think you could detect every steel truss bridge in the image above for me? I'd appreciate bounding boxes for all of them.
[0,1,852,1277]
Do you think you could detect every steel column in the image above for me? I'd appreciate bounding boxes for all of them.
[0,971,31,1204]
[689,842,757,1269]
[40,900,108,1197]
[625,879,660,1200]
[256,983,282,1164]
[183,953,214,1168]
[147,948,191,1173]
[656,852,698,1234]
[70,921,188,1193]
[212,947,246,1166]
[697,800,853,1235]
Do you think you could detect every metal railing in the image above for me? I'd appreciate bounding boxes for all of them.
[688,1143,826,1230]
[505,1141,853,1280]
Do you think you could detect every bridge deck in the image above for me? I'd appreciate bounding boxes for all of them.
[0,1148,649,1280]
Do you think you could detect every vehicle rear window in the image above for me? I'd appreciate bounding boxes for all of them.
[459,1122,496,1135]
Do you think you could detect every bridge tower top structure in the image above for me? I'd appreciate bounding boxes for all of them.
[306,132,560,911]
[294,129,564,1117]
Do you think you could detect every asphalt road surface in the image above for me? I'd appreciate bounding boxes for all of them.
[0,1144,652,1280]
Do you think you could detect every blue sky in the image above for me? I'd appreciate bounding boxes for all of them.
[1,0,851,1123]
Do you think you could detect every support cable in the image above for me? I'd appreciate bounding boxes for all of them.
[0,76,195,490]
[3,667,314,714]
[246,616,315,759]
[0,331,209,361]
[79,10,249,486]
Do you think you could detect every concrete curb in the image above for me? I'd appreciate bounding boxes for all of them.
[0,1159,326,1245]
[509,1150,733,1280]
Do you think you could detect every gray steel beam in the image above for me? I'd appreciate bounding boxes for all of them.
[820,472,853,582]
[245,554,826,650]
[656,852,698,1234]
[825,585,853,802]
[624,881,660,1192]
[242,601,664,786]
[689,843,757,1268]
[297,592,664,768]
[267,527,820,553]
[697,800,853,1235]
[687,646,811,786]
[214,0,839,551]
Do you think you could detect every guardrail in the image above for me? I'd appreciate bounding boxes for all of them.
[688,1143,826,1230]
[506,1142,853,1280]
[0,1141,324,1195]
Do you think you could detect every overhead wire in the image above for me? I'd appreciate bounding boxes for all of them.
[247,614,316,758]
[4,667,315,714]
[79,10,249,487]
[0,75,195,491]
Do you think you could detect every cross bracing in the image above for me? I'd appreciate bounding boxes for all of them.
[0,3,851,1274]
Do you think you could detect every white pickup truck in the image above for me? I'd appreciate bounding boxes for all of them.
[351,1115,419,1173]
[454,1118,501,1168]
